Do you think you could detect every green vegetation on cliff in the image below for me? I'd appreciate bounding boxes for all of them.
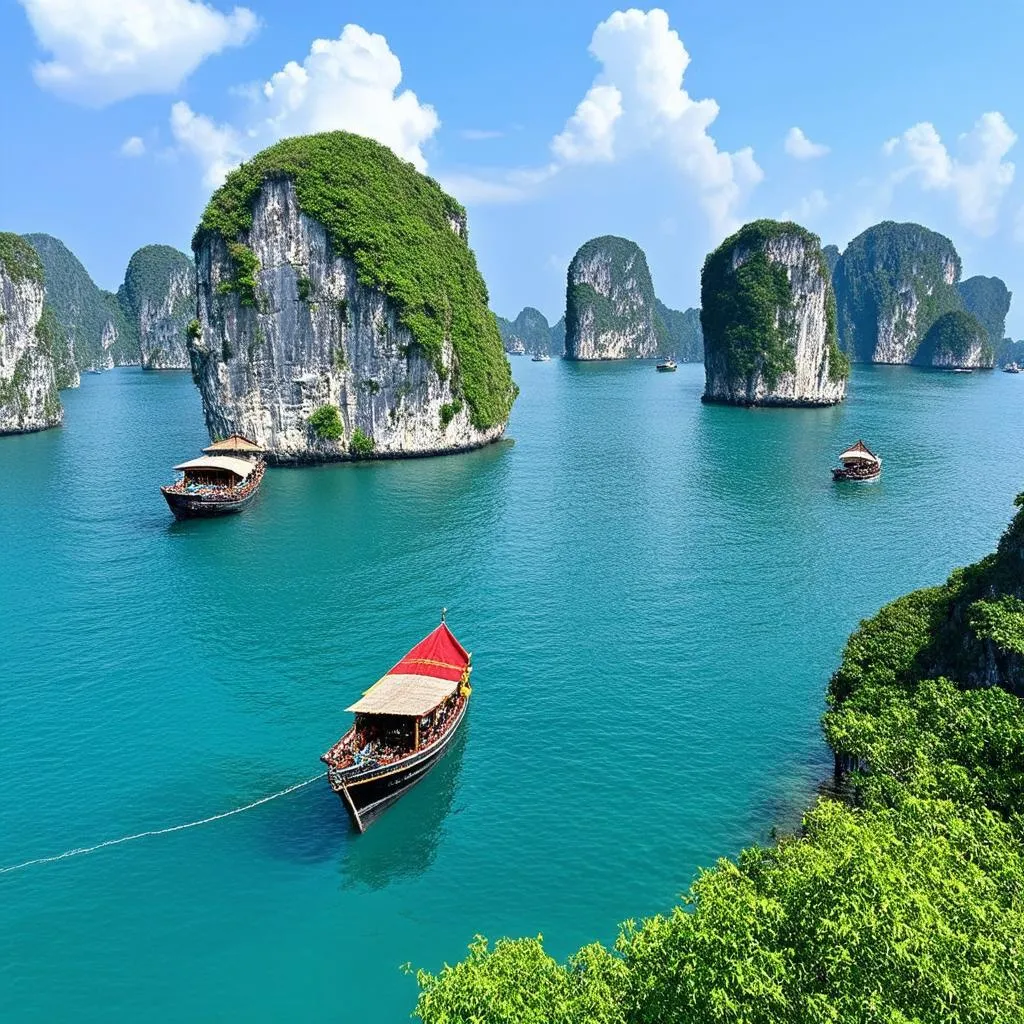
[914,309,992,366]
[413,493,1024,1024]
[0,233,44,286]
[498,306,557,356]
[23,233,138,369]
[958,275,1011,348]
[833,222,963,362]
[566,236,667,355]
[655,300,703,362]
[194,131,515,430]
[308,404,343,441]
[119,244,193,319]
[701,219,846,388]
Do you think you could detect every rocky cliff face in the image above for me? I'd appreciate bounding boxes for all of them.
[565,236,664,360]
[119,245,195,369]
[0,234,61,434]
[958,275,1011,351]
[701,220,848,406]
[189,132,515,463]
[498,307,557,356]
[914,310,993,368]
[656,300,703,362]
[833,222,963,364]
[23,233,138,372]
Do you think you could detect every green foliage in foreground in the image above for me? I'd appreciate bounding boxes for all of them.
[0,232,44,285]
[308,404,343,441]
[194,132,515,429]
[701,220,846,388]
[414,494,1024,1023]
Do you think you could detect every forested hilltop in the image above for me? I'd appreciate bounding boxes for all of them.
[413,493,1024,1022]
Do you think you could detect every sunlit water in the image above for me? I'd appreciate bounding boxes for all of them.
[3,362,1023,1021]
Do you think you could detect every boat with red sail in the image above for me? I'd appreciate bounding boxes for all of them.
[321,614,472,831]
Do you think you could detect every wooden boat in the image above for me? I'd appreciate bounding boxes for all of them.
[321,616,473,832]
[832,439,881,483]
[161,433,265,518]
[656,359,677,372]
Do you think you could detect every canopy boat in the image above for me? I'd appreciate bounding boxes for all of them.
[832,439,881,483]
[1005,363,1021,374]
[656,359,677,372]
[531,353,551,362]
[161,433,265,518]
[321,616,472,832]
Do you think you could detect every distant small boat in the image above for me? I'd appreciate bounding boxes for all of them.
[656,360,677,372]
[531,353,551,362]
[832,439,881,483]
[86,367,102,375]
[951,367,974,374]
[161,433,266,519]
[1004,363,1021,374]
[322,613,472,831]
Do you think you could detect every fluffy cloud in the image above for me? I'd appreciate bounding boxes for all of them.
[549,8,761,235]
[173,24,439,187]
[784,127,829,160]
[119,136,146,157]
[170,102,246,188]
[884,112,1017,236]
[551,84,623,163]
[18,0,258,106]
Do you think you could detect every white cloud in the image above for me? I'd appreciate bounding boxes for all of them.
[885,112,1017,236]
[785,126,829,160]
[119,135,146,157]
[440,165,558,206]
[549,8,762,235]
[551,84,623,163]
[170,102,246,188]
[781,188,828,223]
[18,0,258,106]
[173,24,439,187]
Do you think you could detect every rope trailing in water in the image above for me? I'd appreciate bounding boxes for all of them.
[0,771,327,876]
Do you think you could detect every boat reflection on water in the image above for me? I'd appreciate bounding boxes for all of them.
[340,725,467,891]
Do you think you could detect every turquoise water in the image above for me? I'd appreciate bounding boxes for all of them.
[3,362,1024,1021]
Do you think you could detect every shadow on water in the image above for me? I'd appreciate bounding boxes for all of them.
[339,725,469,892]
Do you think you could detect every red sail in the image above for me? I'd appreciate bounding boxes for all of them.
[386,622,470,682]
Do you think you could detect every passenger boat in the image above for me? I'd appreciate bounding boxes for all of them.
[321,615,473,832]
[531,353,551,362]
[1004,362,1021,374]
[832,439,882,483]
[656,359,677,372]
[161,433,265,519]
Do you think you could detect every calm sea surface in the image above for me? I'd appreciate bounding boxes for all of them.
[3,362,1024,1021]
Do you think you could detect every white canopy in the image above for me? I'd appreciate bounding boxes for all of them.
[838,441,880,464]
[173,456,254,479]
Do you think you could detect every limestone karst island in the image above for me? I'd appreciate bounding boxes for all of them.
[5,3,1024,1023]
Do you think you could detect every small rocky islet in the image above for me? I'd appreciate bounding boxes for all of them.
[700,219,848,407]
[188,131,516,464]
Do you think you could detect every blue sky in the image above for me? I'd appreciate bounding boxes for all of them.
[4,0,1024,332]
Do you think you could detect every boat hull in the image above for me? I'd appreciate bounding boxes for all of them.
[160,483,261,518]
[832,467,881,483]
[327,696,469,831]
[656,364,677,372]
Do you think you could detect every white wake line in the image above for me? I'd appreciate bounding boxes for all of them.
[0,771,327,876]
